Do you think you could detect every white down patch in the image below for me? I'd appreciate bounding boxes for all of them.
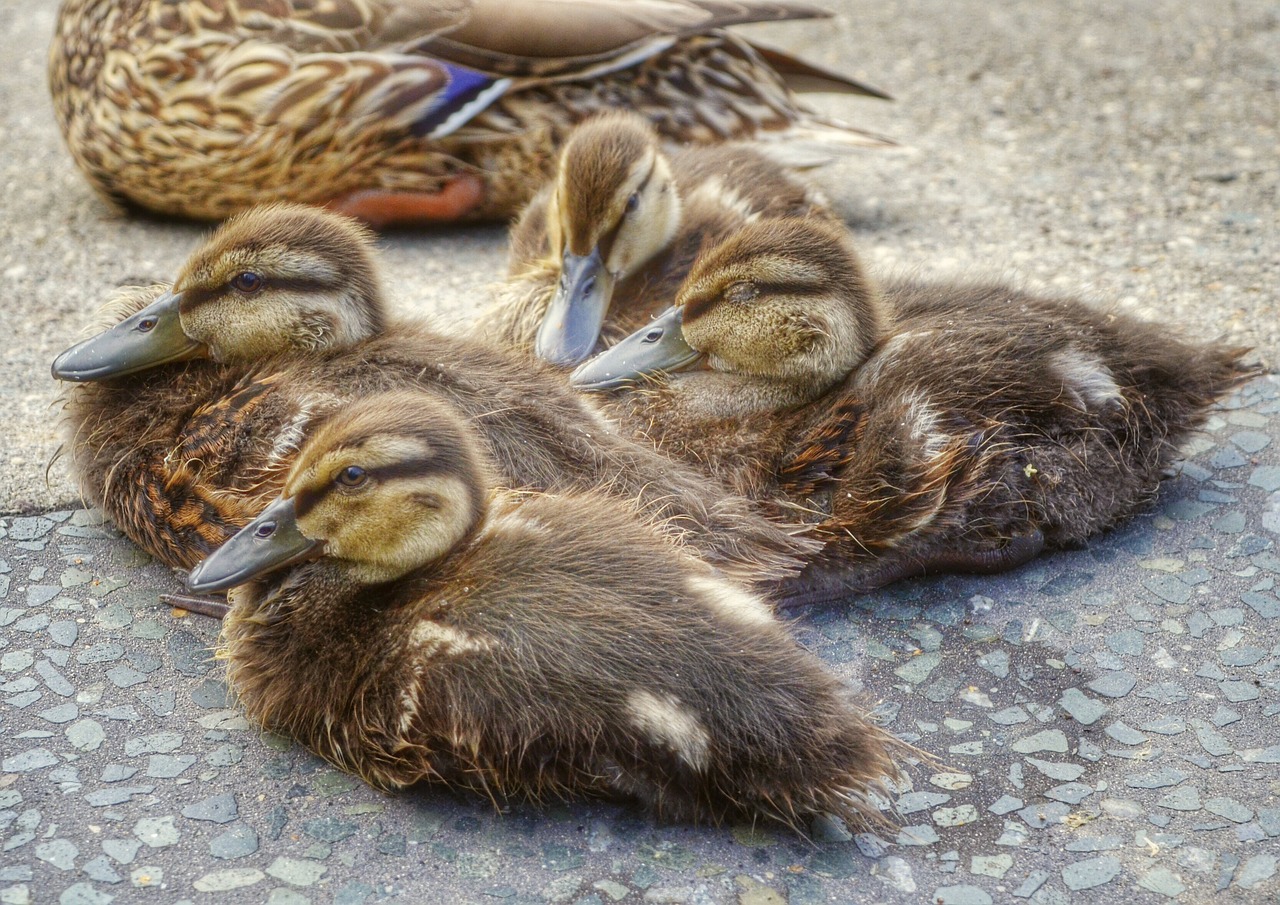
[684,176,761,223]
[1050,348,1123,410]
[686,573,776,628]
[626,690,711,772]
[410,621,494,658]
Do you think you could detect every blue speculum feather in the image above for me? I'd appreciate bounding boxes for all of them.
[414,61,511,139]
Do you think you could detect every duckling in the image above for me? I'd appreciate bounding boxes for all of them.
[50,0,892,226]
[486,110,839,365]
[52,203,814,591]
[572,217,1252,602]
[186,389,904,827]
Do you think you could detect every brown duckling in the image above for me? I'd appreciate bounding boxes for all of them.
[486,110,837,365]
[52,203,812,590]
[187,389,904,828]
[571,217,1252,602]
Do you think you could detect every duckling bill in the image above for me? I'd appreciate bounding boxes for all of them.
[194,389,906,828]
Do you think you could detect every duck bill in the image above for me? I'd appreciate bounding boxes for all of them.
[51,291,202,381]
[186,497,321,593]
[569,306,702,391]
[535,247,616,366]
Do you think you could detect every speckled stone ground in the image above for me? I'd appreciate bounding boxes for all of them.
[3,378,1279,903]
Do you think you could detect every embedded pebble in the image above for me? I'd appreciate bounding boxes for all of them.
[80,855,121,884]
[931,885,991,905]
[182,793,238,824]
[65,720,105,752]
[1158,786,1203,812]
[988,795,1023,816]
[1235,854,1277,889]
[989,707,1029,725]
[2,748,58,773]
[1043,783,1093,805]
[84,785,154,807]
[34,839,78,871]
[210,823,261,861]
[932,805,978,828]
[1137,867,1186,898]
[1127,768,1187,789]
[193,869,266,892]
[1011,730,1069,754]
[1061,856,1121,891]
[37,703,78,724]
[1087,672,1138,698]
[1205,798,1254,824]
[146,755,196,779]
[894,651,940,684]
[1024,758,1084,782]
[133,816,179,848]
[56,883,112,905]
[1058,689,1108,724]
[123,732,182,756]
[1104,722,1147,745]
[265,857,327,887]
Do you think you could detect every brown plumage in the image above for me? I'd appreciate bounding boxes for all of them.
[49,0,891,226]
[572,217,1254,603]
[485,110,838,364]
[199,389,906,829]
[54,204,814,587]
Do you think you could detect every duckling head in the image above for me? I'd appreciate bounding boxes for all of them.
[53,203,387,381]
[573,218,885,404]
[536,111,682,365]
[188,391,489,591]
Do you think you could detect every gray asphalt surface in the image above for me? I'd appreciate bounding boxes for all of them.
[1,2,1279,904]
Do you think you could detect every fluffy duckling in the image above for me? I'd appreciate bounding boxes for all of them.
[572,217,1252,601]
[188,390,904,827]
[486,110,838,365]
[52,204,813,589]
[50,0,891,225]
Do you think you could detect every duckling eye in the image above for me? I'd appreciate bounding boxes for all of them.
[336,465,367,488]
[230,272,264,294]
[625,192,640,214]
[725,281,760,304]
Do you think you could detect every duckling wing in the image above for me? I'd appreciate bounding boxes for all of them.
[776,398,868,498]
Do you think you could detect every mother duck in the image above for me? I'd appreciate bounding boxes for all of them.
[49,0,890,226]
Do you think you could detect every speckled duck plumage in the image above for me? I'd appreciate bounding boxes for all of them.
[49,0,890,226]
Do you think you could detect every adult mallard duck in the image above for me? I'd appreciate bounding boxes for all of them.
[185,389,905,827]
[486,109,838,364]
[49,0,890,227]
[51,203,813,592]
[571,217,1253,602]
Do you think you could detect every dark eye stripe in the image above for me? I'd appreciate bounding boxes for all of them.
[179,278,337,311]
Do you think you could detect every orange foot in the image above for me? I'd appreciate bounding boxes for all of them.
[328,173,486,229]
